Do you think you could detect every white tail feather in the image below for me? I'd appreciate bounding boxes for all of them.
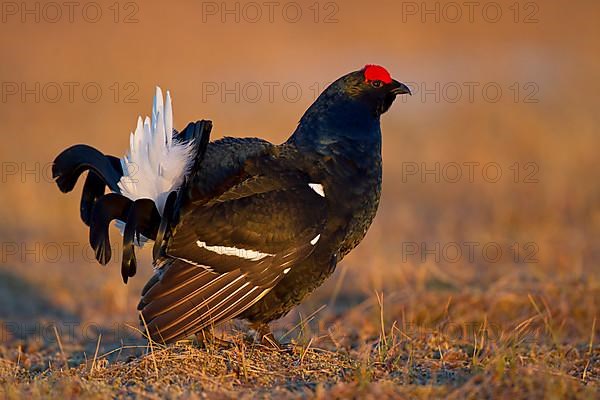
[118,87,195,214]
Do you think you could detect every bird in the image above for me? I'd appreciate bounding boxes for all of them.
[52,65,411,344]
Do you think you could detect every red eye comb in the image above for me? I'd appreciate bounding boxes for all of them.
[363,65,392,84]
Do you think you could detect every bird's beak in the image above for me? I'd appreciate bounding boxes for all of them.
[390,80,412,96]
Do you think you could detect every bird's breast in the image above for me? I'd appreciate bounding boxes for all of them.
[318,148,383,261]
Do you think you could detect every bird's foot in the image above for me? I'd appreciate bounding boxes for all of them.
[195,330,235,349]
[246,323,283,350]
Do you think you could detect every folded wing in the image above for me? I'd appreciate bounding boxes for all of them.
[139,154,328,343]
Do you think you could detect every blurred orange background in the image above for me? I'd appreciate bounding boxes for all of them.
[0,0,598,350]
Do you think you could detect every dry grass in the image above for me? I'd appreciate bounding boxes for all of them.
[1,301,599,399]
[1,263,599,398]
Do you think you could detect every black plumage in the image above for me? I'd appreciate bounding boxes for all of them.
[52,66,411,343]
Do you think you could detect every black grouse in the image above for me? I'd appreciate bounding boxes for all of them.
[52,65,411,343]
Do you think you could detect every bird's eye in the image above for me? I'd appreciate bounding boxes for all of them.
[371,80,383,88]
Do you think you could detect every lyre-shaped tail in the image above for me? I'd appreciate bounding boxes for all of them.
[52,88,212,282]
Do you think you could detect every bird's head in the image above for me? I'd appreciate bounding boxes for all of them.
[330,65,411,116]
[291,65,411,149]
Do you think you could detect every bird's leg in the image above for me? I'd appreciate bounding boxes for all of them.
[195,329,234,349]
[247,322,282,349]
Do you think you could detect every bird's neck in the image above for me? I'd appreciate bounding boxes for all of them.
[287,96,382,159]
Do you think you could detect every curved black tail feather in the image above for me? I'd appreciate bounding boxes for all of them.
[122,199,161,283]
[89,193,132,265]
[179,120,212,173]
[150,120,213,261]
[81,171,112,226]
[152,190,178,261]
[52,144,123,194]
